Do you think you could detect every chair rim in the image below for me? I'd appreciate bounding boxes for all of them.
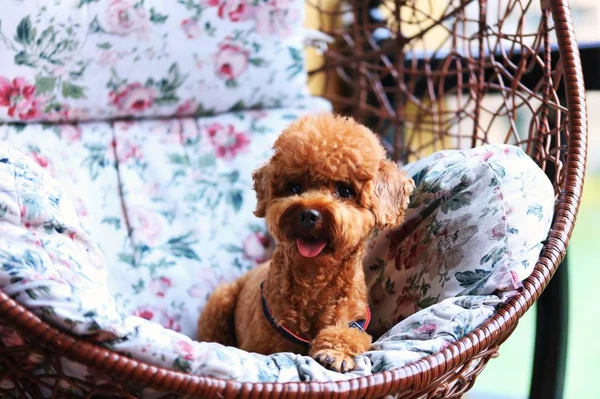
[0,0,587,397]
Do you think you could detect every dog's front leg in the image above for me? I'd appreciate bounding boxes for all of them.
[309,326,372,373]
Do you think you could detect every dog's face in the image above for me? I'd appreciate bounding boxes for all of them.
[252,114,414,264]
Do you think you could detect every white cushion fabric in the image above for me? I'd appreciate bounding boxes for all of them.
[0,0,310,122]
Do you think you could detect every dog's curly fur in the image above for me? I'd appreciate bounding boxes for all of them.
[198,113,414,372]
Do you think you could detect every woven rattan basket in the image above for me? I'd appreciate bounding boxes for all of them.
[0,0,587,397]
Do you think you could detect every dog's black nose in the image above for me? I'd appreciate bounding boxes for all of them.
[299,209,321,228]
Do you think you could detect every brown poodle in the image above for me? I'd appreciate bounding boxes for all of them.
[197,113,414,372]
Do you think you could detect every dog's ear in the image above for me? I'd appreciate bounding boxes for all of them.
[370,160,415,230]
[252,163,270,218]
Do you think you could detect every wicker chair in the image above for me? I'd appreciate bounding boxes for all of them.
[0,0,587,397]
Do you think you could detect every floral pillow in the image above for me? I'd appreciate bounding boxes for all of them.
[363,145,554,336]
[1,99,333,337]
[0,0,309,122]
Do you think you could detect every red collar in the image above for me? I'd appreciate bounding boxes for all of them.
[260,281,371,347]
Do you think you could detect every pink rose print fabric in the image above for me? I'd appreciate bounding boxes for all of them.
[109,83,157,113]
[214,41,251,84]
[205,122,251,159]
[181,19,202,39]
[0,77,45,120]
[0,0,309,122]
[105,0,151,39]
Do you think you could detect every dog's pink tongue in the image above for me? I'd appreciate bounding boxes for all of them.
[296,239,327,258]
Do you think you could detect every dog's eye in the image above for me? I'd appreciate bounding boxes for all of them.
[288,183,303,195]
[335,183,355,199]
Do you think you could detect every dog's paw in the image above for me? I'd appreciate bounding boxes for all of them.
[312,350,356,373]
[309,326,371,373]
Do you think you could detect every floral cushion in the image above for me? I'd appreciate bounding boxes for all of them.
[1,100,331,337]
[0,131,554,387]
[363,145,554,335]
[0,0,310,122]
[0,144,504,386]
[0,147,124,338]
